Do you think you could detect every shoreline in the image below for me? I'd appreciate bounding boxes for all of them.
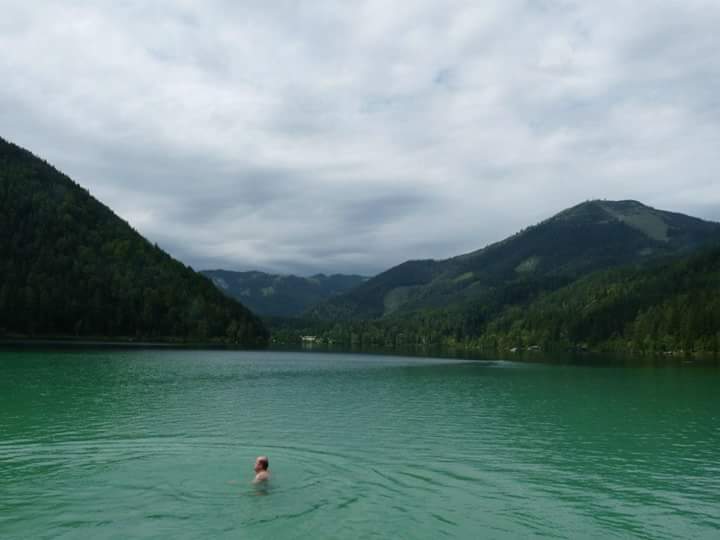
[0,336,266,351]
[2,338,717,366]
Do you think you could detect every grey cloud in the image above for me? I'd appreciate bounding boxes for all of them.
[1,0,719,276]
[339,192,433,230]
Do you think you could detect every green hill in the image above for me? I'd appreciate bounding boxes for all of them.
[290,244,720,354]
[307,200,720,322]
[0,136,268,345]
[201,270,367,317]
[481,243,720,353]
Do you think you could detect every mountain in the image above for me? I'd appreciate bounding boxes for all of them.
[294,242,720,354]
[201,270,367,317]
[307,200,720,321]
[0,136,268,345]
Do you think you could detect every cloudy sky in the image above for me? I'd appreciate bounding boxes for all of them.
[2,1,719,276]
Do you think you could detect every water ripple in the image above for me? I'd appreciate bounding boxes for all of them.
[1,350,719,539]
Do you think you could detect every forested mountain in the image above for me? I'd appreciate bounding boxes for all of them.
[201,270,367,317]
[307,200,720,321]
[0,136,268,345]
[481,244,720,353]
[296,243,720,354]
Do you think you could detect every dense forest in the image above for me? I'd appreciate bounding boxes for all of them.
[480,245,720,354]
[0,137,268,345]
[272,244,720,355]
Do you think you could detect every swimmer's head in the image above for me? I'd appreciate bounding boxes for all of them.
[254,456,269,472]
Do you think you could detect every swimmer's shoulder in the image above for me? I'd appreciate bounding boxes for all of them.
[253,471,270,483]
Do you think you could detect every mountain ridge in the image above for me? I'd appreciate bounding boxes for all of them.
[285,241,720,354]
[201,269,367,317]
[306,199,720,321]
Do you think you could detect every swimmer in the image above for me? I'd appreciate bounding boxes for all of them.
[253,455,270,484]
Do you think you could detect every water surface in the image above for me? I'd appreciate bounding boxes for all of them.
[1,349,718,538]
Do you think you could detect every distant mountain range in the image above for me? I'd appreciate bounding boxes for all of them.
[4,133,719,353]
[289,239,720,354]
[287,198,720,353]
[201,270,367,317]
[0,136,268,345]
[306,199,720,322]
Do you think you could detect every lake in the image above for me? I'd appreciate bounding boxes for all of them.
[1,349,718,539]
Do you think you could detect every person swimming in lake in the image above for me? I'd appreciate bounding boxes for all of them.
[253,455,270,484]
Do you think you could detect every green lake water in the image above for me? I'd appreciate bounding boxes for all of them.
[1,349,718,539]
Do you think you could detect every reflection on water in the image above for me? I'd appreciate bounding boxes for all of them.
[1,349,719,539]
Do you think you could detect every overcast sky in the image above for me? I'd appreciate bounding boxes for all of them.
[2,1,719,276]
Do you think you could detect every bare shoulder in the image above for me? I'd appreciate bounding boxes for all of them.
[253,471,270,484]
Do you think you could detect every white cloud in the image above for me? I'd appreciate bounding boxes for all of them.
[1,0,719,275]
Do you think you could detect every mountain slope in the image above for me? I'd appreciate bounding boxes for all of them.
[292,242,720,354]
[201,270,367,317]
[0,136,268,345]
[482,242,720,352]
[307,200,720,321]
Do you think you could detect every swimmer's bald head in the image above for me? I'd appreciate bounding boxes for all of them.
[255,456,269,472]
